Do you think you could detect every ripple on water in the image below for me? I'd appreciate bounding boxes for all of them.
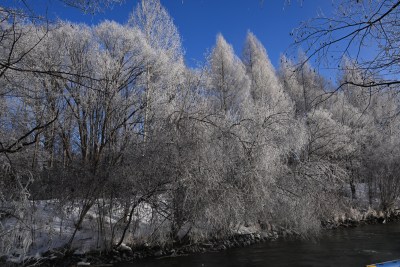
[117,223,400,267]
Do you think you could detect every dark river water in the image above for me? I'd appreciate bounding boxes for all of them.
[118,223,400,267]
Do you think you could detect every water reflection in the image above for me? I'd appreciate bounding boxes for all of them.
[117,223,400,267]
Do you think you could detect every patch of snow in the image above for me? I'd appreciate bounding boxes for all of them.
[77,261,91,266]
[0,199,160,262]
[235,224,260,235]
[118,243,132,252]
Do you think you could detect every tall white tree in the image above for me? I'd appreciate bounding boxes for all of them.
[243,31,291,113]
[208,34,250,116]
[129,0,183,62]
[279,55,327,117]
[129,0,184,142]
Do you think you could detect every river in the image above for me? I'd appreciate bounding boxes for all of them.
[117,223,400,267]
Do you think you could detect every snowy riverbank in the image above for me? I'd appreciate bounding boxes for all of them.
[3,201,400,267]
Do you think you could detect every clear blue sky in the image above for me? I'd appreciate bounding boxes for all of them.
[5,0,335,72]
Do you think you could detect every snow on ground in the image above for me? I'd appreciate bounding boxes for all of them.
[0,199,155,262]
[1,183,398,263]
[341,183,381,209]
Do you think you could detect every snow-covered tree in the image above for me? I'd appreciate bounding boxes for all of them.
[279,55,327,117]
[129,0,184,142]
[243,32,291,113]
[129,0,183,62]
[208,34,250,115]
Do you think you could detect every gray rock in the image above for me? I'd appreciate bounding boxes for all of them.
[202,243,213,248]
[261,232,269,239]
[218,244,227,250]
[154,250,163,257]
[117,244,132,253]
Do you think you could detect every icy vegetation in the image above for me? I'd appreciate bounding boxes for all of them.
[1,0,400,264]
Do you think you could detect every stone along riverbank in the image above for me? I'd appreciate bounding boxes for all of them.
[6,208,400,267]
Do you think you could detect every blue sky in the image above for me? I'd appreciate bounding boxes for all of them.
[5,0,335,72]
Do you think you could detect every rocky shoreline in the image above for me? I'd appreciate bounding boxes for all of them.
[5,231,282,267]
[4,209,400,267]
[322,208,400,229]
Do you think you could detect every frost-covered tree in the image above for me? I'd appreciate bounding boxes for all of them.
[129,0,184,142]
[306,108,353,160]
[242,32,300,169]
[339,59,379,112]
[208,34,250,115]
[129,0,183,62]
[243,32,291,113]
[357,90,400,209]
[60,0,123,13]
[280,55,327,117]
